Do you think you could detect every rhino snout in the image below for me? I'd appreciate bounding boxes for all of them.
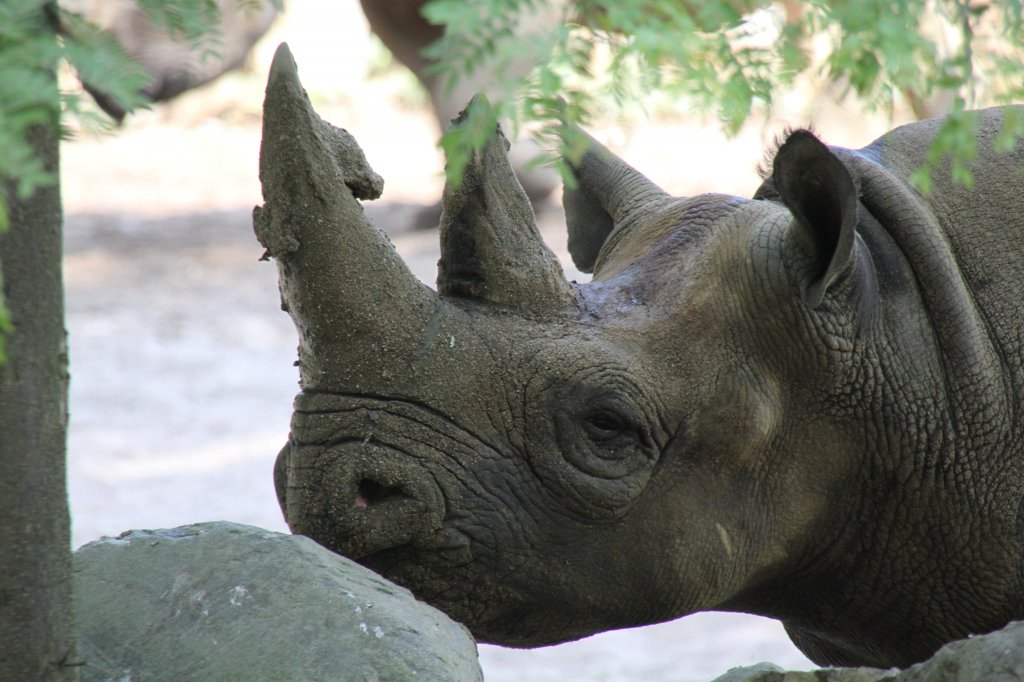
[277,441,446,560]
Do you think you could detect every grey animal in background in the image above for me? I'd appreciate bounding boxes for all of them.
[357,0,953,211]
[359,0,562,204]
[257,44,1024,672]
[61,0,278,121]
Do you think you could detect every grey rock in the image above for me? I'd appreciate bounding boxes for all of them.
[711,620,1024,682]
[712,664,886,682]
[73,521,482,682]
[896,620,1024,681]
[711,663,786,681]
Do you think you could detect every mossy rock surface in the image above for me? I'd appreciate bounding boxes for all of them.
[713,620,1024,682]
[73,521,482,682]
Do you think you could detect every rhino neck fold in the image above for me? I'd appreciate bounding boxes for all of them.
[838,150,1009,453]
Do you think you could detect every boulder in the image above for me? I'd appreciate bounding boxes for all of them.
[73,521,483,681]
[713,620,1024,682]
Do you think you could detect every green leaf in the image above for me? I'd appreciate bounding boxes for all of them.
[135,0,223,47]
[439,96,500,187]
[0,0,62,199]
[994,107,1024,154]
[59,10,151,116]
[909,167,933,195]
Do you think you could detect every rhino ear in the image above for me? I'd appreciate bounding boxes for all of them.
[771,130,858,308]
[562,127,669,273]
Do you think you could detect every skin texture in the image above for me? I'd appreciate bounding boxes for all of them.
[255,44,1024,669]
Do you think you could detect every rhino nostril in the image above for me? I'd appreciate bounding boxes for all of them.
[283,445,446,558]
[354,478,407,508]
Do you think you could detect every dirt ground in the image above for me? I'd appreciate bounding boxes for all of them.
[62,2,921,679]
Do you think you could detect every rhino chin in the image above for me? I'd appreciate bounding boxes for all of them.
[469,605,624,649]
[366,550,626,649]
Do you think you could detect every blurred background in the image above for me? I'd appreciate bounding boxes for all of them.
[62,1,924,679]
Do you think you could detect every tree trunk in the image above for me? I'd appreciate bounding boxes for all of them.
[0,55,77,682]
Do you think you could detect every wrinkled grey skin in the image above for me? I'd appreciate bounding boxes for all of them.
[256,44,1024,671]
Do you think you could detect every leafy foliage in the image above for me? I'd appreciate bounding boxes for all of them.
[0,0,280,362]
[0,0,66,362]
[135,0,228,46]
[423,0,1024,189]
[1,1,66,229]
[1,0,287,215]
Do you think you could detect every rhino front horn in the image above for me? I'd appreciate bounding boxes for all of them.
[253,43,439,391]
[437,95,575,316]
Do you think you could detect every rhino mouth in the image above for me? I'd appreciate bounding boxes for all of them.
[357,539,541,643]
[354,517,620,648]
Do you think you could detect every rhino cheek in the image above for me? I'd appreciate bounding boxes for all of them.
[686,367,779,470]
[639,371,799,609]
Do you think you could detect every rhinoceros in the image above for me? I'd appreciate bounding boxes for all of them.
[254,44,1024,669]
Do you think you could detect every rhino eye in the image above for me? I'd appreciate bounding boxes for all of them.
[583,410,630,441]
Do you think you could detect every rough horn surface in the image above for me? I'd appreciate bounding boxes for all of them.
[437,96,574,314]
[253,43,439,392]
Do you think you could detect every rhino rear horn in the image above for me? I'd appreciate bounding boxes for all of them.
[437,95,575,315]
[562,126,669,273]
[771,130,858,308]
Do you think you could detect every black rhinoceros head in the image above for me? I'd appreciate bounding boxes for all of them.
[255,43,949,665]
